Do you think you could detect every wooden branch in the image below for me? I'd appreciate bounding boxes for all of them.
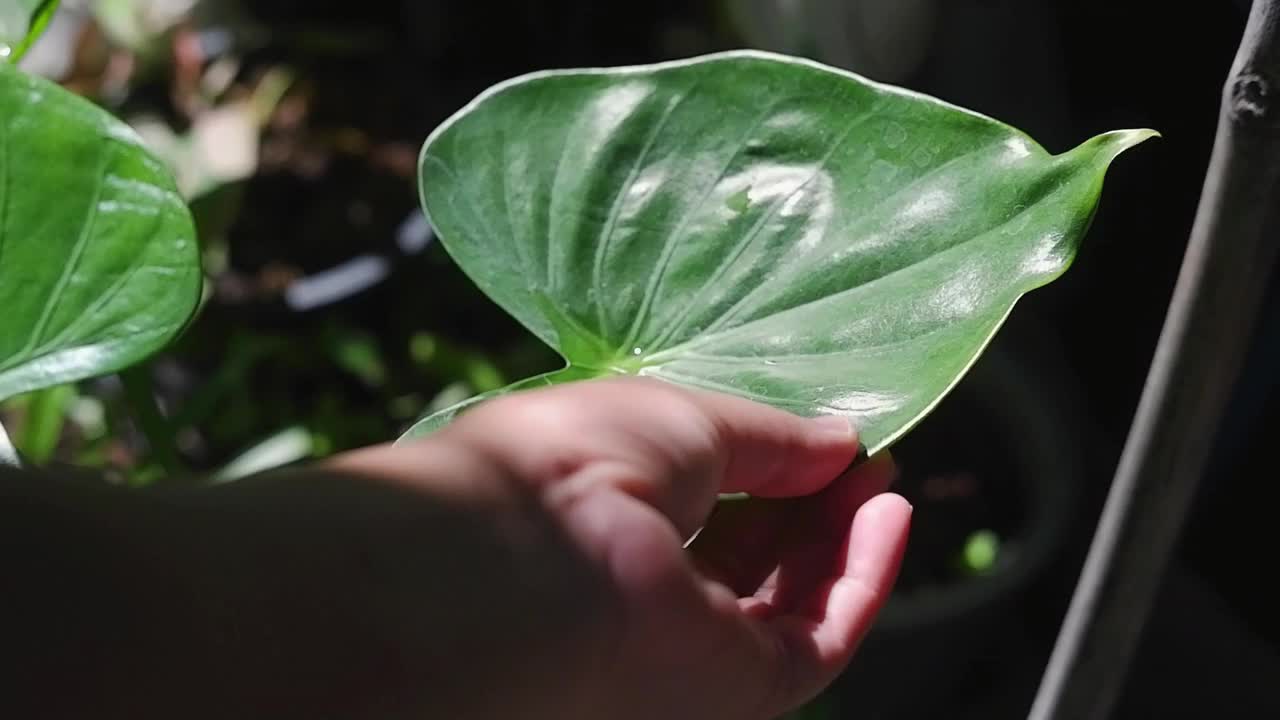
[1027,1,1280,718]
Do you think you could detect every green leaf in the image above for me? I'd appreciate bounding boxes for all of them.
[401,50,1154,453]
[16,383,74,464]
[1,0,59,63]
[0,64,202,402]
[212,426,314,484]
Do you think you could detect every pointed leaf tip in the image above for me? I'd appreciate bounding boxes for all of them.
[1109,127,1161,148]
[1073,128,1161,165]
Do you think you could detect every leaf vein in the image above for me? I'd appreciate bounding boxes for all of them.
[590,85,693,338]
[697,135,1009,338]
[0,110,9,276]
[21,145,114,358]
[0,322,177,379]
[643,366,840,414]
[617,96,798,353]
[498,125,536,297]
[648,100,883,350]
[651,192,1042,361]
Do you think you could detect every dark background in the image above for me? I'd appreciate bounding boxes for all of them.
[13,1,1279,717]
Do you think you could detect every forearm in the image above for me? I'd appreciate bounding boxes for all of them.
[0,447,611,719]
[0,467,228,717]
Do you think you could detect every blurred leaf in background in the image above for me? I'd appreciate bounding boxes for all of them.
[212,424,312,482]
[1,0,58,62]
[0,1,697,480]
[0,60,201,473]
[93,0,197,54]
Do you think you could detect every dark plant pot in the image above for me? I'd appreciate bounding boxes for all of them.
[829,328,1087,717]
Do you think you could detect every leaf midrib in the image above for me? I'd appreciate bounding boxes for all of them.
[633,182,1062,368]
[674,135,1022,344]
[567,191,1051,374]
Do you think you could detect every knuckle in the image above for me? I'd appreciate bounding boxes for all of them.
[459,393,590,481]
[663,395,725,475]
[609,377,724,468]
[477,392,576,431]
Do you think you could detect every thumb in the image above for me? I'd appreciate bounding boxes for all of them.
[445,377,863,539]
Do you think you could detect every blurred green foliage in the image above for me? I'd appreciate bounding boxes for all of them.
[0,0,563,482]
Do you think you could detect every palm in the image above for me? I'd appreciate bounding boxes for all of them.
[597,455,905,719]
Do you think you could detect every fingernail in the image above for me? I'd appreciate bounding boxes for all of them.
[811,414,855,442]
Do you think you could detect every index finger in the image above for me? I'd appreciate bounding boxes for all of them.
[677,384,864,499]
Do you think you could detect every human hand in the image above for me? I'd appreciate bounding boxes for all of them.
[1,378,908,720]
[325,376,911,720]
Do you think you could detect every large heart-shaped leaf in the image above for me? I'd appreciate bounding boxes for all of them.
[402,50,1154,454]
[0,63,201,401]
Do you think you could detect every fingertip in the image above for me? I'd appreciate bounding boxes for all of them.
[862,490,913,518]
[801,449,898,532]
[853,492,914,541]
[848,492,912,589]
[808,414,858,445]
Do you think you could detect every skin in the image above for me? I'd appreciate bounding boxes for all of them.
[2,377,910,719]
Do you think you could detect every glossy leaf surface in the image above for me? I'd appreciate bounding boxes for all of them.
[0,64,201,401]
[404,50,1153,453]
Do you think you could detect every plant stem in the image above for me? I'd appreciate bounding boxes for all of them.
[1028,2,1280,718]
[120,367,184,480]
[19,384,73,465]
[7,0,59,65]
